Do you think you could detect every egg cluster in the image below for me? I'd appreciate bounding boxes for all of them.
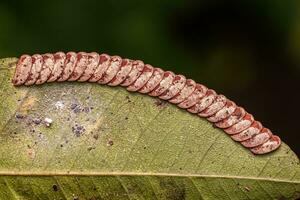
[12,52,281,154]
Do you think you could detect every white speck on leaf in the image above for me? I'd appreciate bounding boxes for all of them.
[44,118,53,127]
[55,101,64,110]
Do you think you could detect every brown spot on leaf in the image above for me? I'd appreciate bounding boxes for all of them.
[126,96,131,103]
[70,102,93,114]
[93,134,99,140]
[87,146,96,151]
[26,147,35,159]
[154,99,167,109]
[52,184,58,191]
[107,139,114,147]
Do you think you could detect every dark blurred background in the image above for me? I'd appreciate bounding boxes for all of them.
[0,0,299,156]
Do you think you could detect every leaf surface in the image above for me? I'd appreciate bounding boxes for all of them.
[0,58,299,200]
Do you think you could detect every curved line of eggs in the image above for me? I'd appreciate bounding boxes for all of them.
[12,52,281,154]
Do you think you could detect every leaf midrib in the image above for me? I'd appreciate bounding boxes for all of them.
[0,171,299,184]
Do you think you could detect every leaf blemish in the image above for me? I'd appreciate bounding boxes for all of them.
[33,118,42,125]
[87,146,96,151]
[70,103,82,114]
[26,147,35,159]
[54,101,64,110]
[93,134,99,140]
[15,113,25,119]
[72,123,86,137]
[244,186,251,192]
[70,102,93,114]
[126,96,131,103]
[107,139,114,147]
[52,184,58,192]
[73,195,79,200]
[154,99,167,109]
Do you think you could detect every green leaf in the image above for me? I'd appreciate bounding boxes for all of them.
[0,58,299,200]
